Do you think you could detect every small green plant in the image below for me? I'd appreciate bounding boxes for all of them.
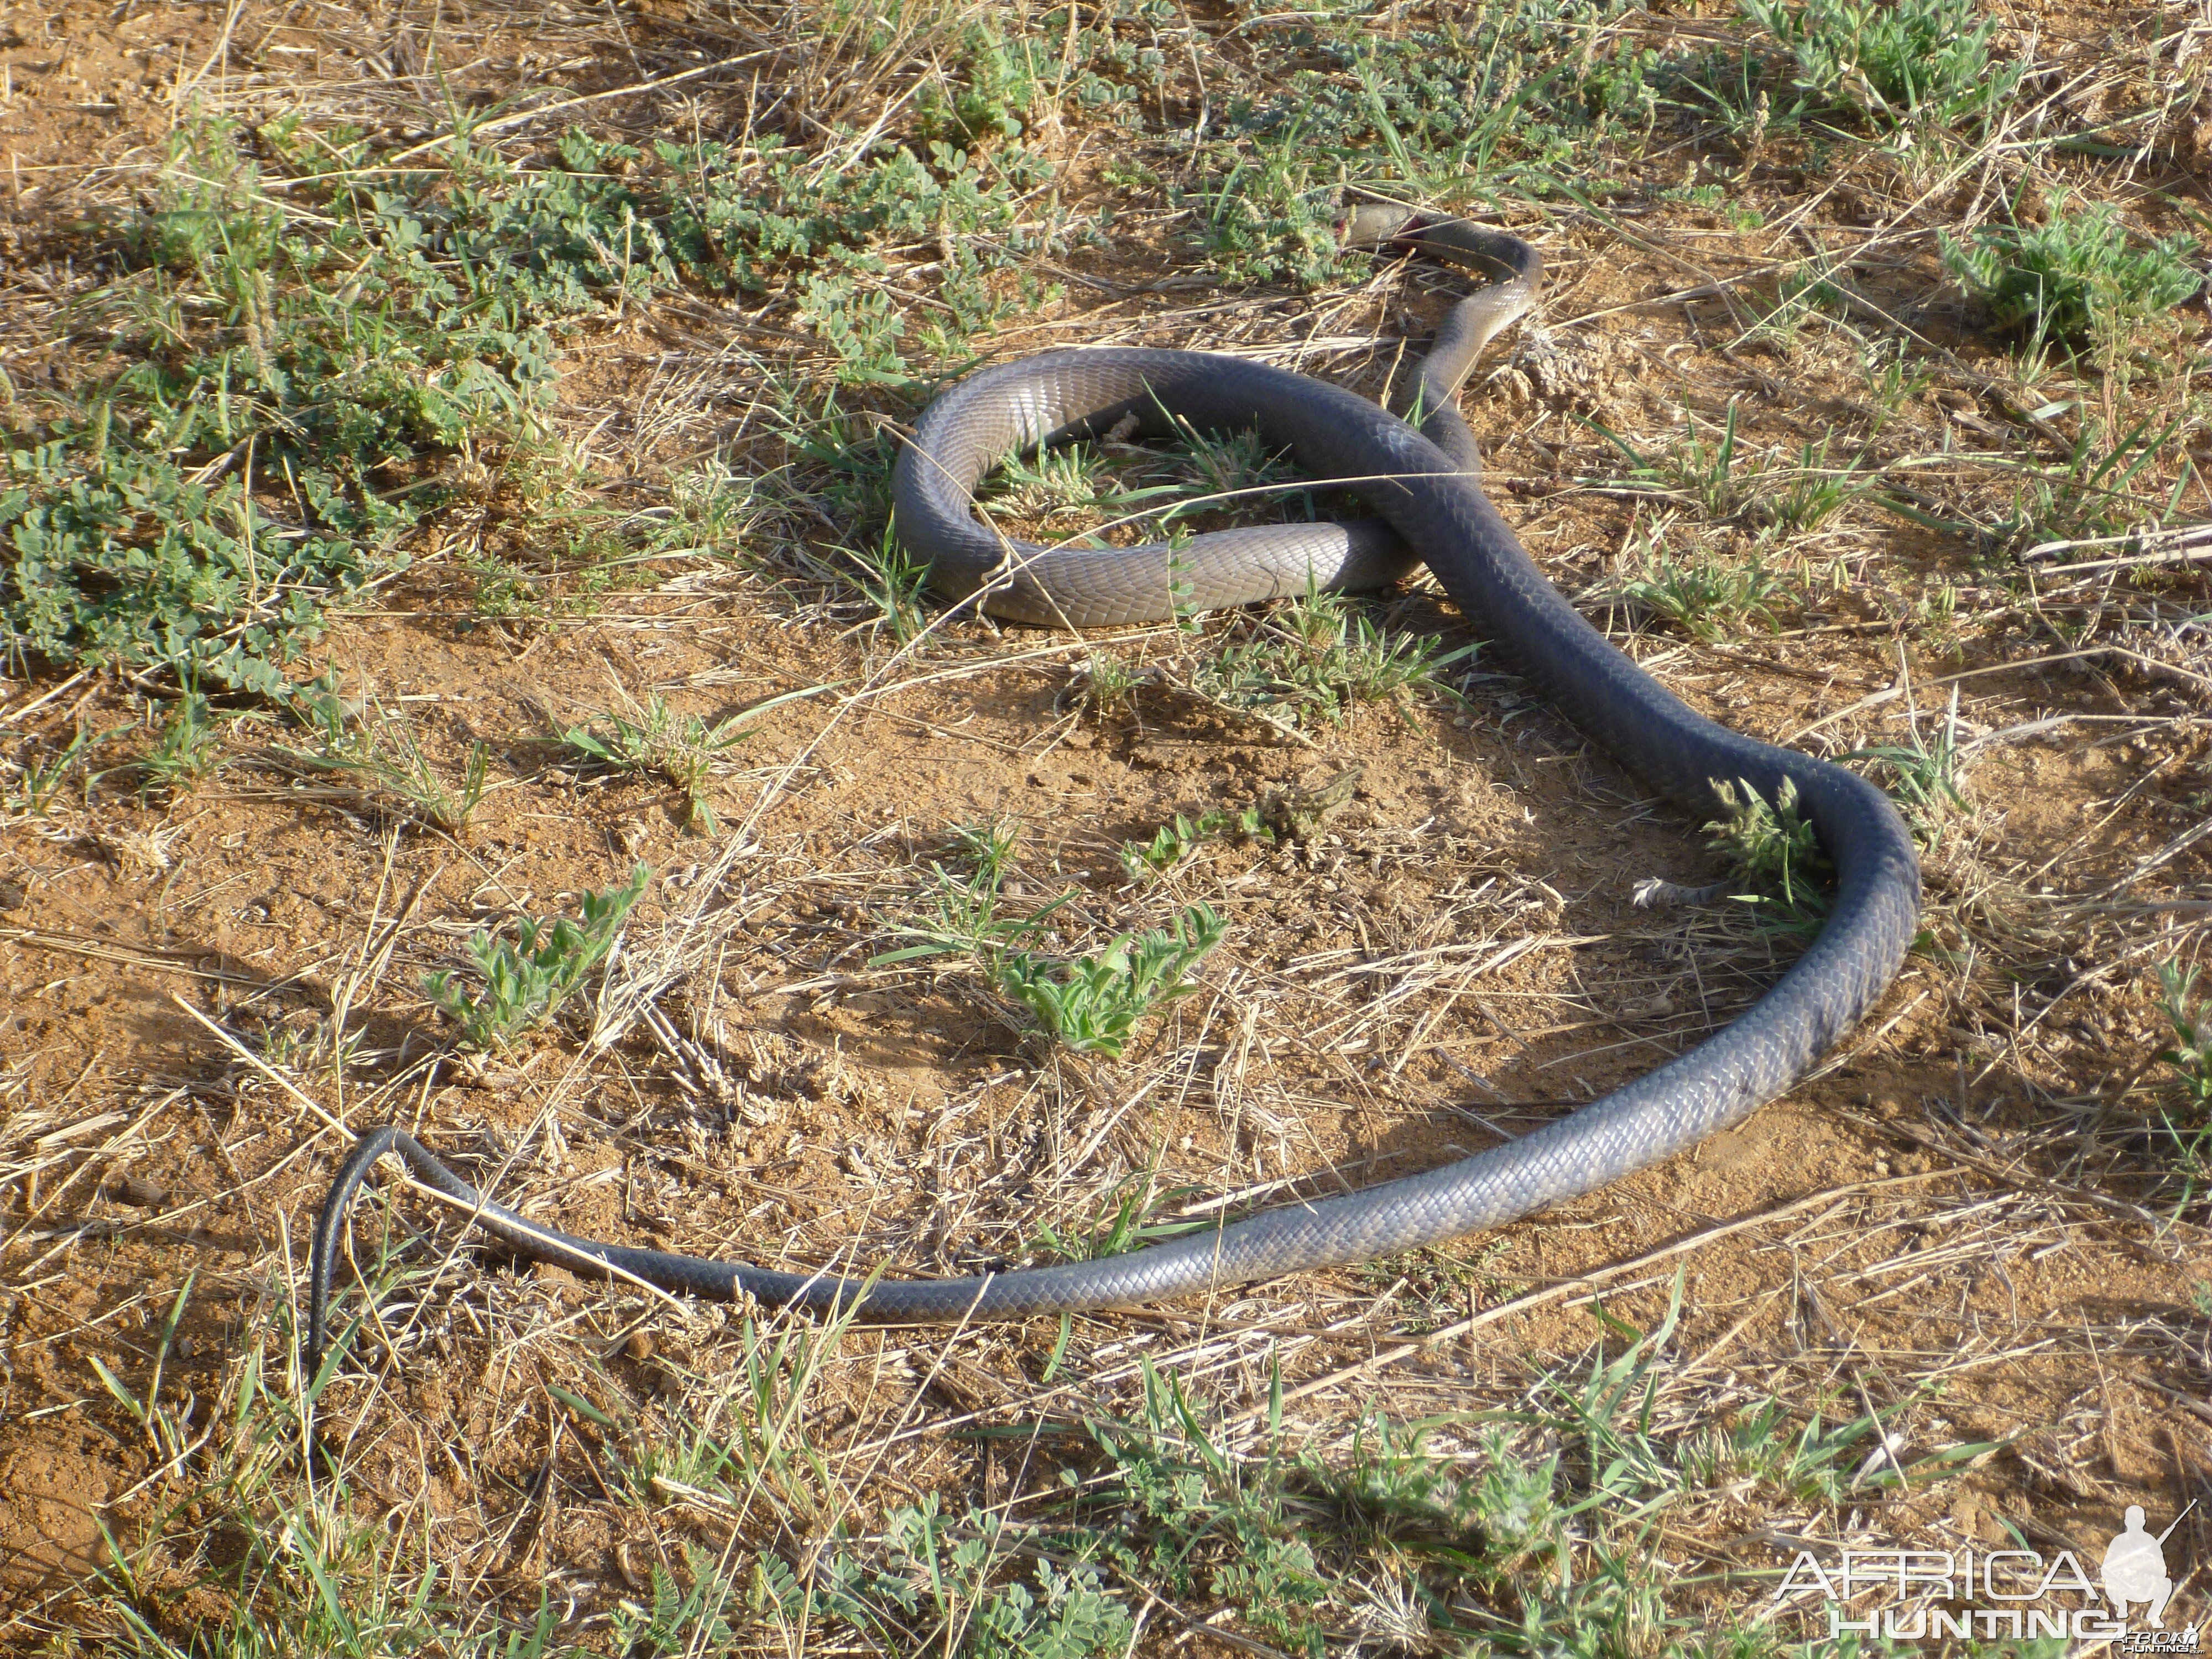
[2154,963,2211,1198]
[877,1498,1134,1657]
[1118,809,1255,880]
[876,820,1067,967]
[1028,1171,1209,1265]
[848,529,933,645]
[980,424,1306,550]
[1185,171,1347,289]
[997,902,1225,1057]
[948,818,1021,888]
[3,723,113,817]
[1665,400,1749,518]
[612,1545,739,1656]
[136,685,229,795]
[1354,1241,1511,1334]
[1844,687,1971,845]
[86,1271,201,1468]
[1168,424,1301,518]
[423,864,651,1048]
[1617,536,1788,640]
[1740,0,2020,128]
[562,692,749,835]
[1661,178,1765,233]
[1941,194,2200,349]
[285,695,493,837]
[1990,410,2195,551]
[1705,776,1829,922]
[1076,649,1141,718]
[2159,964,2212,1114]
[1196,588,1472,728]
[1080,1361,1331,1652]
[984,442,1129,524]
[916,21,1044,144]
[1770,437,1869,533]
[1861,339,1936,427]
[1594,406,1811,530]
[1749,248,1852,347]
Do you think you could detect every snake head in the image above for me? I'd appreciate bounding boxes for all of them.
[1337,201,1432,254]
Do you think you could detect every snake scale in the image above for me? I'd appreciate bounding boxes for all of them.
[307,208,1920,1361]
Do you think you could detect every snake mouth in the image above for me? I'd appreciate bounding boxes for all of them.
[1335,199,1433,250]
[1334,205,1540,297]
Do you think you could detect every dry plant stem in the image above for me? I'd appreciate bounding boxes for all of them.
[172,996,692,1326]
[1240,1169,1953,1421]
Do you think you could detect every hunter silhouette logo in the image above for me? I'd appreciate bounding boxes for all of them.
[2105,1505,2184,1630]
[1774,1500,2198,1644]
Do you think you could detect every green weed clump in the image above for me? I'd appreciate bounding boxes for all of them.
[916,4,1169,145]
[874,819,1062,966]
[1192,2,1656,283]
[134,682,231,796]
[1843,688,1973,847]
[2,722,116,817]
[283,693,493,836]
[872,825,1228,1056]
[1080,1363,1332,1651]
[2,112,1061,693]
[1197,589,1472,728]
[2154,963,2211,1199]
[1119,807,1270,880]
[1027,1170,1209,1266]
[1,121,647,691]
[998,902,1224,1057]
[2159,965,2212,1114]
[1941,195,2201,348]
[1705,776,1830,925]
[423,864,651,1048]
[1041,1286,1974,1656]
[1740,0,2019,128]
[1618,542,1788,640]
[562,692,750,836]
[1592,406,1858,545]
[917,20,1045,143]
[874,1499,1134,1655]
[739,1501,1134,1657]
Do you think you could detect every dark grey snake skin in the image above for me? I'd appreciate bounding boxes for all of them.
[306,212,1920,1362]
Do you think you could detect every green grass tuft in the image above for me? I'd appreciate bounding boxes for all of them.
[1843,688,1973,848]
[561,692,749,836]
[1740,0,2020,129]
[1705,776,1830,925]
[1196,588,1474,729]
[1941,193,2201,349]
[2154,962,2212,1201]
[423,863,651,1048]
[998,902,1224,1057]
[283,693,494,837]
[1118,808,1269,880]
[1618,538,1789,640]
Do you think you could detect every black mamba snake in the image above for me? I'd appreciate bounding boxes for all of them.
[306,208,1920,1361]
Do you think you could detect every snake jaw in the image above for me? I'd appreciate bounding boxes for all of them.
[1336,200,1430,252]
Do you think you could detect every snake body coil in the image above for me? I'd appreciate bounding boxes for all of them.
[307,215,1919,1361]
